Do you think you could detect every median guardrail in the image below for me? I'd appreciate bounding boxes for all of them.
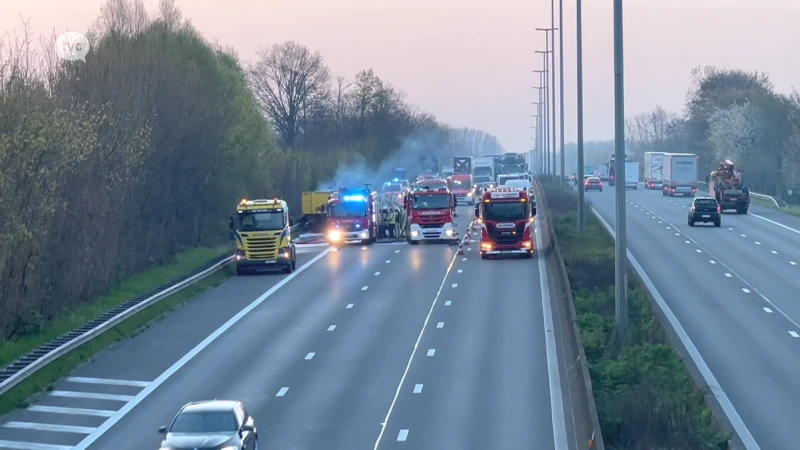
[0,223,304,397]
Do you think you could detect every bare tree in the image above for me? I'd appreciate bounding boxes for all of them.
[248,41,331,148]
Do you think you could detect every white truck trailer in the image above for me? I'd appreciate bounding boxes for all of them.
[643,152,665,189]
[662,153,698,197]
[624,161,640,189]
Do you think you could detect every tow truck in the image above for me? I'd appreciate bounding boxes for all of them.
[229,198,297,275]
[474,187,536,259]
[326,187,379,245]
[405,186,458,244]
[708,159,750,214]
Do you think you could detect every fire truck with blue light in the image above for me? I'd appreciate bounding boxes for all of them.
[474,187,537,259]
[326,187,379,245]
[404,185,458,245]
[229,198,297,275]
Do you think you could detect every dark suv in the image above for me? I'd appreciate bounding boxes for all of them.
[688,197,721,227]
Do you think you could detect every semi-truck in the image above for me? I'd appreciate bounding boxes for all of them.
[229,198,297,275]
[453,156,472,175]
[474,187,536,259]
[498,153,526,174]
[597,163,609,181]
[472,157,495,183]
[662,153,698,197]
[643,152,665,189]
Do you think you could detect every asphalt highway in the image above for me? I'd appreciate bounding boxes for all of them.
[590,186,800,450]
[0,206,577,450]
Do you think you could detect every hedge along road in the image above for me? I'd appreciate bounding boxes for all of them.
[0,204,583,450]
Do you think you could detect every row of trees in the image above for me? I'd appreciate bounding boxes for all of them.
[626,66,800,200]
[0,0,503,339]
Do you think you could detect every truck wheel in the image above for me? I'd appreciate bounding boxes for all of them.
[282,263,293,274]
[410,240,419,245]
[481,253,489,260]
[688,219,695,227]
[714,220,721,227]
[236,266,247,276]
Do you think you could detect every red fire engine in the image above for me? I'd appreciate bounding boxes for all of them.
[474,187,536,259]
[405,186,458,244]
[448,173,474,205]
[326,187,379,245]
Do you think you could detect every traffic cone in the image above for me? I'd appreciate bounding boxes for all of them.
[457,240,464,255]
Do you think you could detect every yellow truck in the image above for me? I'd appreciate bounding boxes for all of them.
[300,191,332,234]
[228,198,297,275]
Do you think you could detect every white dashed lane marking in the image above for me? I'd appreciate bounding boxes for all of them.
[385,260,391,263]
[764,308,773,313]
[709,260,716,264]
[742,288,750,293]
[790,331,800,338]
[444,301,452,306]
[375,271,381,275]
[327,325,336,331]
[276,387,289,397]
[413,384,423,393]
[305,352,315,360]
[792,261,798,266]
[426,349,435,356]
[437,322,444,328]
[771,250,778,254]
[397,430,409,441]
[725,273,732,277]
[346,304,353,309]
[361,286,369,291]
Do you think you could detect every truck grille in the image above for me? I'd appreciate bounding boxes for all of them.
[242,234,278,259]
[415,215,448,227]
[486,222,524,245]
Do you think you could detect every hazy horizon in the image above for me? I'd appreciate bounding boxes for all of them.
[3,0,799,151]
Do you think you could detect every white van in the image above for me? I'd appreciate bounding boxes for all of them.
[497,174,523,185]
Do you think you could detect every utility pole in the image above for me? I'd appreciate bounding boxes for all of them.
[532,72,548,174]
[531,88,544,174]
[536,27,558,178]
[576,0,585,234]
[613,0,628,343]
[558,0,566,189]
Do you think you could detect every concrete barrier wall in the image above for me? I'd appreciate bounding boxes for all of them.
[534,180,606,450]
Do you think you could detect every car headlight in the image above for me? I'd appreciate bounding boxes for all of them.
[411,230,419,237]
[467,192,473,197]
[445,229,453,236]
[360,231,369,239]
[329,230,341,241]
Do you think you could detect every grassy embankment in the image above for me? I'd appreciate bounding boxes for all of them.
[0,246,233,415]
[540,177,730,449]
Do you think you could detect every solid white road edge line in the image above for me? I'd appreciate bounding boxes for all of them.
[72,247,334,450]
[751,213,800,234]
[372,247,459,450]
[534,217,569,450]
[590,206,760,450]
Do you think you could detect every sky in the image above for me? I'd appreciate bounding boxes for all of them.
[3,0,800,152]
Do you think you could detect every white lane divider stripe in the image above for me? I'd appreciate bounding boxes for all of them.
[305,352,315,360]
[65,377,149,387]
[4,422,95,434]
[27,405,115,417]
[276,387,289,397]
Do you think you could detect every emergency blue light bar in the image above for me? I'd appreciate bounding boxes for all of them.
[343,195,366,202]
[392,178,399,182]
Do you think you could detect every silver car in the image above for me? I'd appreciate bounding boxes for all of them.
[158,400,258,450]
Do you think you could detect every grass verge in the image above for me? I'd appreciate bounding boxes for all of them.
[540,178,730,450]
[0,246,234,415]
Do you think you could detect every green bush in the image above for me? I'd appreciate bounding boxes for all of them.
[542,181,730,449]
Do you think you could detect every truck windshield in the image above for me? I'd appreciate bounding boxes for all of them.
[473,166,492,176]
[484,202,528,221]
[237,211,285,231]
[450,179,472,190]
[412,194,450,210]
[329,202,367,218]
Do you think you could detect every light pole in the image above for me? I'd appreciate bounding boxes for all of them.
[558,0,566,187]
[536,26,558,180]
[532,71,548,174]
[530,116,538,174]
[613,0,628,343]
[531,87,544,174]
[576,0,585,234]
[534,53,552,174]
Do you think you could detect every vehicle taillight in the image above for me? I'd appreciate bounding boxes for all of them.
[717,206,721,213]
[584,181,590,186]
[610,175,615,180]
[599,182,603,186]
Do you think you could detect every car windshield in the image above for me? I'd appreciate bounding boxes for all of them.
[237,211,284,231]
[694,199,717,207]
[170,411,238,433]
[484,202,528,221]
[329,202,367,218]
[505,181,529,189]
[499,176,520,185]
[473,166,492,176]
[412,194,450,209]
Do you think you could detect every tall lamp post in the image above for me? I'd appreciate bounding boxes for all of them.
[532,73,548,175]
[533,55,552,175]
[536,27,558,179]
[613,0,628,343]
[576,0,586,233]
